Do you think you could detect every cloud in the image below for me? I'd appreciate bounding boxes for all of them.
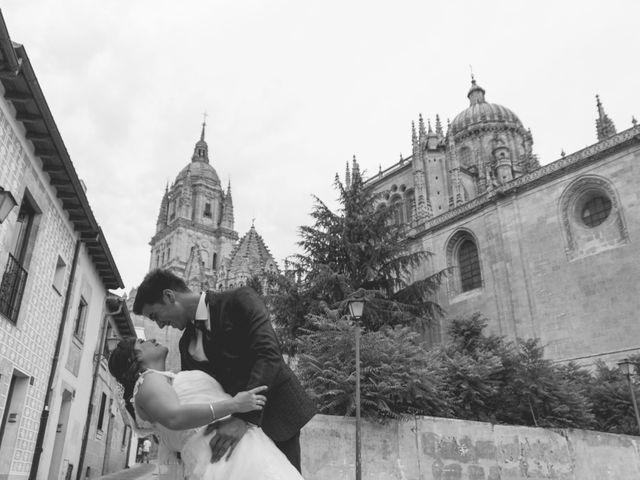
[2,0,639,289]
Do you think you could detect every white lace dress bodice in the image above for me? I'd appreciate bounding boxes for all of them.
[132,369,303,480]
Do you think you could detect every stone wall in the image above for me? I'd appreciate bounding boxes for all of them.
[300,414,640,480]
[406,138,640,365]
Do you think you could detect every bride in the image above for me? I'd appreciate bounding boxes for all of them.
[108,337,304,480]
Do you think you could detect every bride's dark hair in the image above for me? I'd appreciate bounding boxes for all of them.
[108,337,144,420]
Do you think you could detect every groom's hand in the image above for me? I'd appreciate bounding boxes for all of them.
[206,416,249,463]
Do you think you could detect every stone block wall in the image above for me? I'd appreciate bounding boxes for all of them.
[301,414,640,480]
[413,141,640,365]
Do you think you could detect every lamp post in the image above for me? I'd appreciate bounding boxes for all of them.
[347,298,365,480]
[104,333,121,357]
[617,358,640,434]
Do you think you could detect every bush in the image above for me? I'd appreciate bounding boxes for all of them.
[298,313,639,434]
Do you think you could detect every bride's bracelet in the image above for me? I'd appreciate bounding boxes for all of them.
[209,402,216,421]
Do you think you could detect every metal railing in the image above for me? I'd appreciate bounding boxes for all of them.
[0,253,28,324]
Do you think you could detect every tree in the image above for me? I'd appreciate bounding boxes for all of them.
[584,357,640,435]
[265,159,445,347]
[435,315,595,428]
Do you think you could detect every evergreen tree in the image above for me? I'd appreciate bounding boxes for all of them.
[265,161,445,344]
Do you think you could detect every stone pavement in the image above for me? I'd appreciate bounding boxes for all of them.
[94,463,156,480]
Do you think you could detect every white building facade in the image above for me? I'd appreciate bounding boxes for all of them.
[0,12,135,480]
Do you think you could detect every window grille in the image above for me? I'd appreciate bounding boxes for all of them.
[458,240,481,291]
[73,297,88,341]
[581,196,612,227]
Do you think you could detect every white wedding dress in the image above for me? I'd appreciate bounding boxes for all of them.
[132,369,304,480]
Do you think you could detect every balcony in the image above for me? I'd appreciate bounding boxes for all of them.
[0,253,28,324]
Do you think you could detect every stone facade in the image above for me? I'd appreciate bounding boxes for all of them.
[225,223,279,290]
[150,123,239,292]
[0,13,134,480]
[366,78,640,364]
[300,414,640,480]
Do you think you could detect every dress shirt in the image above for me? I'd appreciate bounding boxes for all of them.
[188,292,209,362]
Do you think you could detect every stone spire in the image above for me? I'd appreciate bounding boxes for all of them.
[225,224,279,289]
[192,118,210,163]
[411,120,417,147]
[426,118,439,150]
[156,183,169,232]
[435,114,444,138]
[595,95,617,141]
[418,114,427,141]
[411,118,429,220]
[345,161,351,188]
[351,155,360,183]
[221,180,234,229]
[181,165,192,214]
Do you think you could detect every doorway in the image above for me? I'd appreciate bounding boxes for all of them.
[0,370,30,475]
[48,389,74,480]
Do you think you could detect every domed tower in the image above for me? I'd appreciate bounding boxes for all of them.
[447,77,538,199]
[137,120,280,371]
[149,121,239,292]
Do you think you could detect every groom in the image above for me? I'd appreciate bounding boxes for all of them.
[133,269,316,471]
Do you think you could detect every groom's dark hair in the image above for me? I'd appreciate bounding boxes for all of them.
[133,269,190,314]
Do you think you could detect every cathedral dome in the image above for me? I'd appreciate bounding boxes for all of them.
[174,122,221,186]
[175,161,221,186]
[450,79,524,138]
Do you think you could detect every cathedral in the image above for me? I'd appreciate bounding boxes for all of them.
[128,123,279,370]
[364,77,640,365]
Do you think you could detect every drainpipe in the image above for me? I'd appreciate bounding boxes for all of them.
[29,239,81,480]
[76,299,123,480]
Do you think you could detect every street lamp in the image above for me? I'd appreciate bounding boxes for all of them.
[104,333,121,357]
[617,358,640,434]
[347,298,365,480]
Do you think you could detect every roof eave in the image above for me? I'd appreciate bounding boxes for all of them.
[0,13,124,289]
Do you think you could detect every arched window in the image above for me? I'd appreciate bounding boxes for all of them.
[559,175,628,260]
[458,240,482,291]
[390,194,404,225]
[446,230,482,296]
[405,190,415,223]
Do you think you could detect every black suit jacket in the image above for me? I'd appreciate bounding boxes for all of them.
[179,287,316,442]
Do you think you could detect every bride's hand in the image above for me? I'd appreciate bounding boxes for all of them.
[232,385,268,412]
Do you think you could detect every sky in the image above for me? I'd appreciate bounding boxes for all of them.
[1,1,639,293]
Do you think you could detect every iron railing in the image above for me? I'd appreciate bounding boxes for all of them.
[0,253,28,324]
